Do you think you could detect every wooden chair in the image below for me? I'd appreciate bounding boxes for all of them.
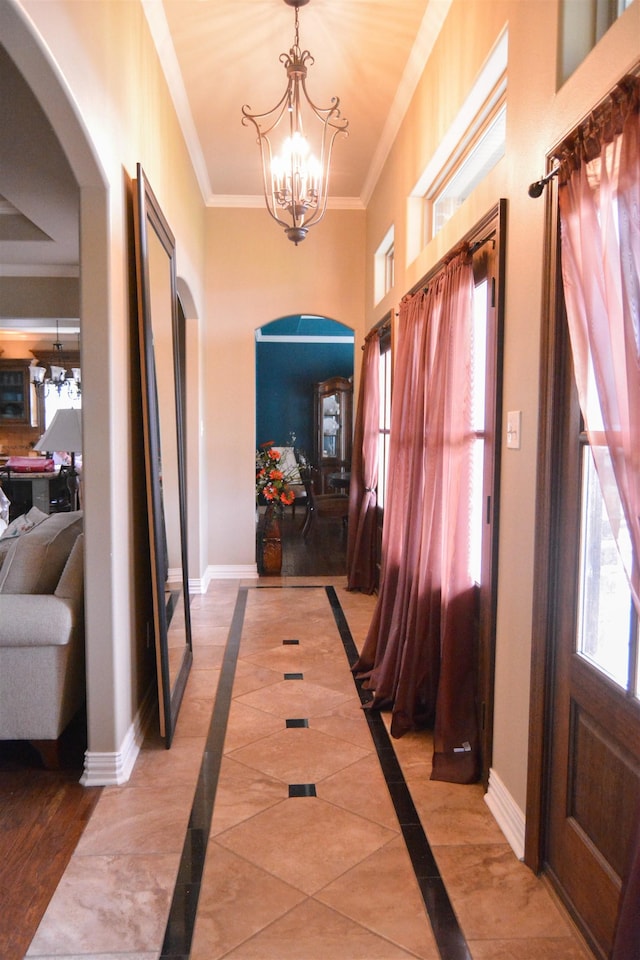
[300,466,349,540]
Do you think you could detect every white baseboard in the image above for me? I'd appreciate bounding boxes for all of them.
[484,767,526,860]
[80,687,154,787]
[204,563,258,583]
[188,566,258,594]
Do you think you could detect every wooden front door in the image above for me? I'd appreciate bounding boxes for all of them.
[529,225,640,959]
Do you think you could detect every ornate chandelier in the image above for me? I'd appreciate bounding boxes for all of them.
[29,322,81,399]
[242,0,349,245]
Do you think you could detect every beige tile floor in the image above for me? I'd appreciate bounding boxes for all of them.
[26,577,593,960]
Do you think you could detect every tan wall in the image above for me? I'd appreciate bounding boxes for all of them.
[205,206,366,567]
[364,0,640,812]
[8,0,206,758]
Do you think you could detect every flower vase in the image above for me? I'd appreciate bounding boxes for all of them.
[258,505,282,576]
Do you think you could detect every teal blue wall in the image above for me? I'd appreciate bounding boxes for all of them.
[255,315,354,462]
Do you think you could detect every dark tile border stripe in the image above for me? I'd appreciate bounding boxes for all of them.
[160,586,248,958]
[325,585,473,960]
[160,582,471,960]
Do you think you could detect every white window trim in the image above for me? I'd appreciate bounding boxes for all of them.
[407,27,508,263]
[374,225,395,306]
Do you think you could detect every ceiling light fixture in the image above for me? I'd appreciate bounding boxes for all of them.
[29,321,81,399]
[242,0,349,245]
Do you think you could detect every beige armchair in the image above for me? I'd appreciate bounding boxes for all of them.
[0,511,84,760]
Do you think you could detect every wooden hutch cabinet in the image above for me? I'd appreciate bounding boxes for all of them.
[313,376,352,493]
[0,359,41,426]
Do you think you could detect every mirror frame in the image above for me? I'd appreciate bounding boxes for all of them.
[133,163,192,746]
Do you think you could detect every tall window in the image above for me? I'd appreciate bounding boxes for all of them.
[577,437,638,691]
[377,337,392,508]
[469,278,488,585]
[555,76,640,696]
[45,383,81,430]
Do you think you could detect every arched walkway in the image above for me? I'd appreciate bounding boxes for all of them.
[1,2,114,778]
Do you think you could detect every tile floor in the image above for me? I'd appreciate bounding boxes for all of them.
[25,577,593,960]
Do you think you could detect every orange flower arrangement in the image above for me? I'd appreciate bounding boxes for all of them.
[256,441,296,512]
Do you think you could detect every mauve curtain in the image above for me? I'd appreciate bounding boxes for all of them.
[555,75,640,960]
[557,75,640,616]
[347,334,380,594]
[354,251,479,783]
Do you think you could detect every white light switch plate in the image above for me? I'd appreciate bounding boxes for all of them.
[507,410,521,449]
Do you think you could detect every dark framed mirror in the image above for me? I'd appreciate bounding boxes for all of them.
[133,163,192,746]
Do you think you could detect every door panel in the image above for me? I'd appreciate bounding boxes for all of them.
[541,292,640,959]
[547,668,640,954]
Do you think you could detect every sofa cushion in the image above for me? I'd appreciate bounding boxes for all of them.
[0,511,83,595]
[0,505,48,541]
[0,506,50,575]
[55,532,84,606]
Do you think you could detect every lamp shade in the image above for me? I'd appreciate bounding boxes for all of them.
[34,408,82,454]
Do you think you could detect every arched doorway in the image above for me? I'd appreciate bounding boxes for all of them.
[255,314,354,458]
[255,314,354,575]
[1,3,114,781]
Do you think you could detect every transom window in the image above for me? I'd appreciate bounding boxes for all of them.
[407,29,508,262]
[560,0,634,84]
[374,226,395,305]
[431,103,506,240]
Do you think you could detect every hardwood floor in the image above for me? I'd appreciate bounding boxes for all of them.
[280,503,348,576]
[0,518,345,959]
[0,712,101,960]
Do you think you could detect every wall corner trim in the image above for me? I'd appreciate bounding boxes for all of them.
[80,688,154,786]
[485,767,526,860]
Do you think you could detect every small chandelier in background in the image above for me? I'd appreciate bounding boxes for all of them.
[29,322,81,399]
[242,0,349,245]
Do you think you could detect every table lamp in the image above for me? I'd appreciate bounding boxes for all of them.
[34,408,83,511]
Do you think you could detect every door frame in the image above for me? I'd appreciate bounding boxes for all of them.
[526,176,564,871]
[525,160,640,958]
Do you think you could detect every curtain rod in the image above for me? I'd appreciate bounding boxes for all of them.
[469,233,496,254]
[408,231,496,298]
[528,68,640,198]
[528,165,561,198]
[364,311,392,343]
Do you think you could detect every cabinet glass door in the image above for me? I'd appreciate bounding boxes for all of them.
[0,369,27,421]
[322,393,341,458]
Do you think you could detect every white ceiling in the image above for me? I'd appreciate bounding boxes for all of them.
[148,0,448,206]
[0,0,450,335]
